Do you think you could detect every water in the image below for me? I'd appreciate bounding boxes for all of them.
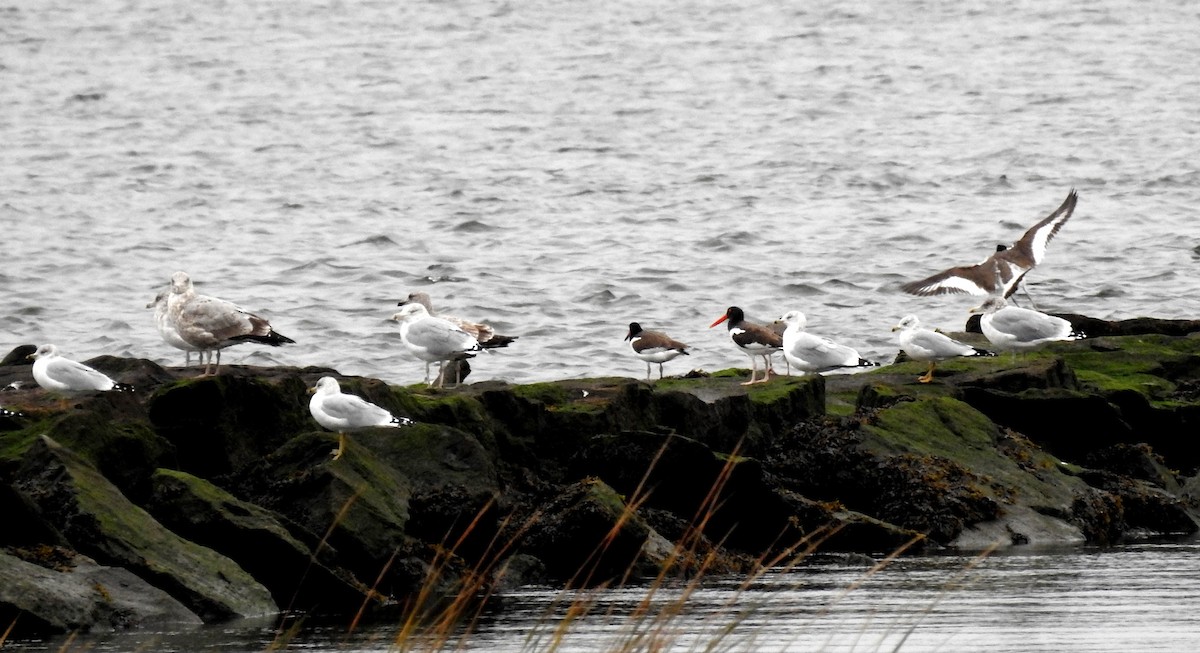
[2,0,1198,386]
[8,541,1199,652]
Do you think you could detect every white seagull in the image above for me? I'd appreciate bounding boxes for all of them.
[901,189,1078,306]
[892,315,995,383]
[29,344,134,397]
[397,292,518,349]
[390,303,483,387]
[625,322,689,380]
[165,271,295,375]
[778,311,877,375]
[309,376,413,460]
[970,297,1085,353]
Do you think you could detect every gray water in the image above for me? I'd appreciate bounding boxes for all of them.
[7,542,1200,652]
[3,0,1198,386]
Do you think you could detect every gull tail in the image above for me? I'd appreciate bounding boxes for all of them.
[390,415,415,427]
[970,347,996,357]
[232,329,296,347]
[480,334,518,349]
[113,383,136,393]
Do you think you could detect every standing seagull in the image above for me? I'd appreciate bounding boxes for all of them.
[969,297,1085,354]
[165,271,295,376]
[148,291,197,366]
[778,311,877,375]
[625,322,690,380]
[900,190,1078,305]
[390,303,483,387]
[29,345,134,400]
[397,292,518,349]
[892,315,995,383]
[309,376,414,460]
[709,306,782,385]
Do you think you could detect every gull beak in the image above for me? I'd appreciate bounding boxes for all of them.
[307,386,317,395]
[890,325,901,332]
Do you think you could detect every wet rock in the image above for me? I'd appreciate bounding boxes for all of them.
[0,550,202,637]
[12,436,277,622]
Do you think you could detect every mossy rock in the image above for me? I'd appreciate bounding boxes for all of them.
[230,431,416,595]
[148,374,310,478]
[518,477,654,584]
[146,468,371,613]
[11,436,277,622]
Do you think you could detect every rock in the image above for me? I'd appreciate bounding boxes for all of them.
[519,477,654,583]
[228,431,417,597]
[148,374,311,478]
[0,550,202,636]
[145,468,371,612]
[12,436,277,622]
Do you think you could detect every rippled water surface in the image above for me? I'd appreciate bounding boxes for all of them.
[8,542,1200,652]
[3,0,1198,385]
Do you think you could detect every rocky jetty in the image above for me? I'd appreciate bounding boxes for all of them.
[2,319,1199,638]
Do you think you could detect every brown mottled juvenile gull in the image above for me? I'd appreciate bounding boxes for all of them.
[624,322,689,380]
[892,315,995,383]
[901,190,1078,305]
[165,271,295,376]
[148,290,198,366]
[309,376,413,460]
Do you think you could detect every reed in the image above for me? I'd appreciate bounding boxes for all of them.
[355,434,945,653]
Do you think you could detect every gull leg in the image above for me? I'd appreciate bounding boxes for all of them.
[1020,283,1039,311]
[658,362,665,379]
[645,362,652,381]
[918,361,936,384]
[330,433,346,460]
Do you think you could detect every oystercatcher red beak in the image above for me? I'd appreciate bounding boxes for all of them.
[709,314,728,328]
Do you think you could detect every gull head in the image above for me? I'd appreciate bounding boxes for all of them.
[170,271,193,295]
[391,302,431,323]
[309,376,341,396]
[29,344,60,361]
[969,297,1008,315]
[779,311,807,330]
[892,315,920,332]
[397,291,434,311]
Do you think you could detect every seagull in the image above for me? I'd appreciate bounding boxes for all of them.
[28,345,134,400]
[891,315,995,383]
[397,291,517,349]
[778,311,877,375]
[900,190,1078,306]
[148,291,198,366]
[165,271,295,376]
[969,296,1086,354]
[625,322,689,380]
[709,306,782,385]
[390,303,483,388]
[308,376,414,460]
